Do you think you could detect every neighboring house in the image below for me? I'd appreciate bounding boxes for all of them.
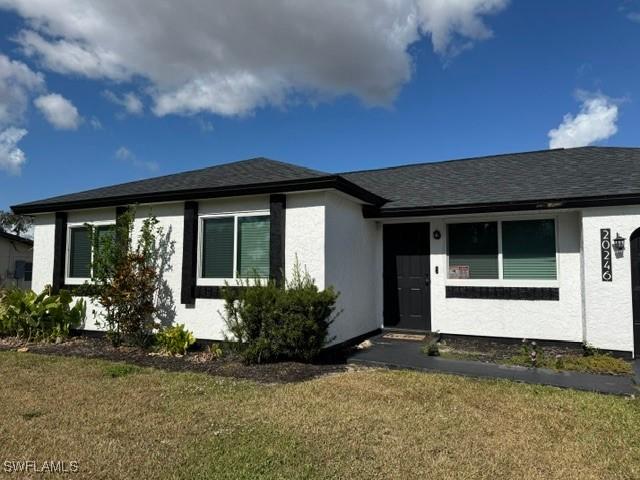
[0,230,33,290]
[11,147,640,358]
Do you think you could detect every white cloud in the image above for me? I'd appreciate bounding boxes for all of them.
[115,146,159,172]
[0,53,45,174]
[103,90,143,115]
[0,52,44,128]
[548,92,619,149]
[417,0,509,57]
[0,0,508,117]
[0,127,27,174]
[34,93,81,130]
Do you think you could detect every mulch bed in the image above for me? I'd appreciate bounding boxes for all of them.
[438,335,585,362]
[0,335,350,384]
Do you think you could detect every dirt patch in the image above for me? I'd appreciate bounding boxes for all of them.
[0,335,349,384]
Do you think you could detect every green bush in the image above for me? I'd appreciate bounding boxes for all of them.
[0,288,85,342]
[222,263,338,364]
[421,331,441,356]
[156,324,196,355]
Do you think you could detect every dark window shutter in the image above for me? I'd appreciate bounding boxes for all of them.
[202,217,235,278]
[269,194,286,286]
[180,201,198,304]
[52,212,68,293]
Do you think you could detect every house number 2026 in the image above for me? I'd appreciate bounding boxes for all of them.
[600,228,612,282]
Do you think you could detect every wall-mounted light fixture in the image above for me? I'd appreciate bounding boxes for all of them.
[613,233,626,252]
[433,230,441,240]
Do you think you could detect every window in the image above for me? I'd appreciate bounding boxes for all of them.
[201,215,270,279]
[68,224,115,278]
[24,262,32,282]
[447,218,557,281]
[448,222,499,279]
[502,219,556,280]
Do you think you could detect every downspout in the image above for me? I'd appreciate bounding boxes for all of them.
[579,210,588,345]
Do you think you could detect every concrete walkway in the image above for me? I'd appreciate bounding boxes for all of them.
[348,336,638,396]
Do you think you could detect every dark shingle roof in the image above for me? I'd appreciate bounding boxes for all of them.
[0,230,33,245]
[11,147,640,215]
[342,147,640,213]
[14,158,328,211]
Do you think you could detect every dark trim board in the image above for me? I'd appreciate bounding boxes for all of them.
[363,192,640,219]
[52,212,68,294]
[194,285,244,299]
[180,201,199,305]
[12,175,386,214]
[446,286,559,301]
[269,194,286,287]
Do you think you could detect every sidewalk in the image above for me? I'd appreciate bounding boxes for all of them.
[348,336,638,396]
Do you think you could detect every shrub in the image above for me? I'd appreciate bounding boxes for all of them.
[222,262,338,364]
[156,324,196,356]
[0,288,85,342]
[421,331,440,356]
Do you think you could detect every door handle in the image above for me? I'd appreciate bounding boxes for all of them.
[425,277,430,286]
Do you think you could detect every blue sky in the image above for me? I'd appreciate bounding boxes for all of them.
[1,0,640,210]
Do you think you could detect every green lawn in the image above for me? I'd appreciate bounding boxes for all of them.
[1,352,639,479]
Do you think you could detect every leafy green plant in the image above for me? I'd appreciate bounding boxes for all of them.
[421,331,441,356]
[222,260,338,364]
[206,343,223,359]
[582,342,599,357]
[156,324,196,355]
[88,209,173,347]
[0,287,85,341]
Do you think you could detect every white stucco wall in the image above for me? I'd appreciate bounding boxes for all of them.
[32,213,55,293]
[324,192,380,345]
[581,206,640,354]
[30,193,328,341]
[428,211,584,343]
[285,192,326,289]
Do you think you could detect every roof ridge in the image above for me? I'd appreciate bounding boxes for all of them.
[339,147,577,175]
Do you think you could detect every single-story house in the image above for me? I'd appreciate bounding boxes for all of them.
[0,230,33,290]
[11,146,640,358]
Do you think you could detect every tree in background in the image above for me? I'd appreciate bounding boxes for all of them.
[0,211,33,238]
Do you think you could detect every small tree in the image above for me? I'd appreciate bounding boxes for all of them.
[88,209,169,347]
[0,211,32,237]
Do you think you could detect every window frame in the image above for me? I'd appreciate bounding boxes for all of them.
[65,221,116,283]
[197,210,270,286]
[445,215,559,287]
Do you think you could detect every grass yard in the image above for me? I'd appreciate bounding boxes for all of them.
[1,352,639,479]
